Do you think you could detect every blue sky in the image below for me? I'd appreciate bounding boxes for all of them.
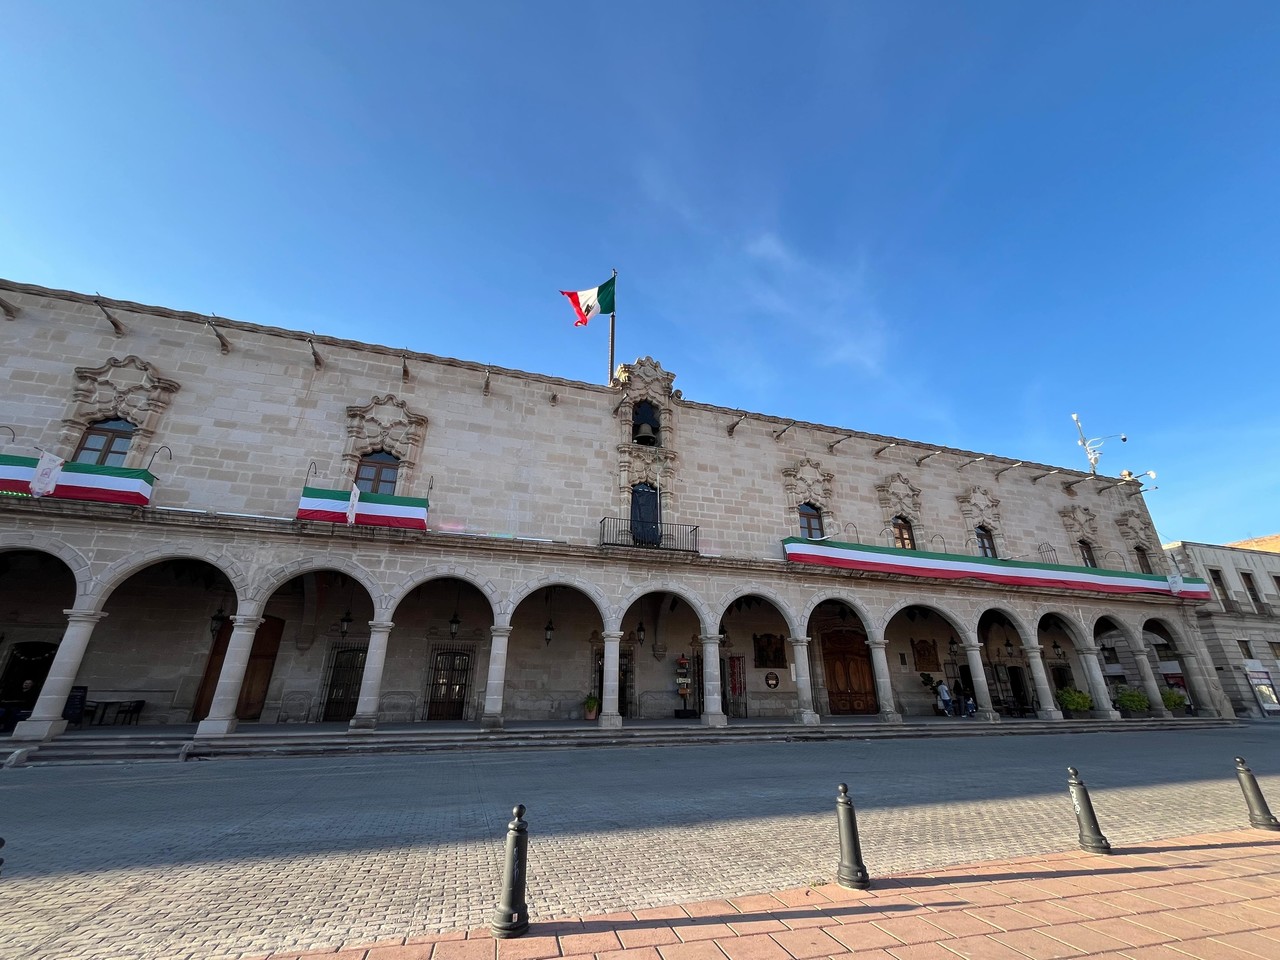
[3,2,1278,545]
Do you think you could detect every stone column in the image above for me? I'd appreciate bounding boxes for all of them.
[480,625,512,730]
[11,610,106,742]
[1176,649,1222,718]
[1023,642,1062,720]
[787,636,820,726]
[962,636,1000,722]
[599,630,623,729]
[865,636,902,723]
[1129,640,1172,718]
[349,620,395,732]
[196,615,266,737]
[1077,644,1121,719]
[700,635,728,727]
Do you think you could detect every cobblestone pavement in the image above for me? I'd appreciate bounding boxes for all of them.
[1,727,1278,960]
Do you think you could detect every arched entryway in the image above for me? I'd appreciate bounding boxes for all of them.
[0,549,79,731]
[884,604,965,716]
[505,584,605,720]
[809,600,878,716]
[622,591,702,719]
[979,611,1034,715]
[717,593,792,719]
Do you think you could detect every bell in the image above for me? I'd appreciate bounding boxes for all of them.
[633,423,658,445]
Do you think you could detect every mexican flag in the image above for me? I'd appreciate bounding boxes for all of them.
[560,275,615,327]
[0,454,154,505]
[296,485,429,530]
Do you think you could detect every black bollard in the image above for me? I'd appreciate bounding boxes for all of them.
[836,783,871,889]
[490,804,530,938]
[0,836,5,878]
[1067,767,1112,855]
[1234,758,1280,831]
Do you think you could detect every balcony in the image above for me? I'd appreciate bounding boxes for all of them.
[599,517,699,553]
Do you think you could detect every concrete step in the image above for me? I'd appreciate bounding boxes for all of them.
[6,716,1237,766]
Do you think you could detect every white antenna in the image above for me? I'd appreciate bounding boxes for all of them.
[1071,413,1126,475]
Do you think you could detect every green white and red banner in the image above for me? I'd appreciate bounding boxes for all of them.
[781,537,1211,599]
[0,454,154,505]
[296,485,428,530]
[559,275,616,327]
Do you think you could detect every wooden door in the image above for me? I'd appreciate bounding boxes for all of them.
[821,629,879,715]
[192,616,285,721]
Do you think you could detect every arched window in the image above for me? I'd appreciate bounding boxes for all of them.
[632,400,660,446]
[73,417,135,467]
[1078,540,1097,567]
[355,450,400,495]
[974,525,997,558]
[892,515,916,550]
[798,502,824,539]
[1134,545,1153,574]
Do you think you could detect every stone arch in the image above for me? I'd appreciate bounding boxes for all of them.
[249,555,384,615]
[974,605,1034,647]
[879,597,969,639]
[614,581,714,636]
[506,573,609,630]
[1140,615,1190,651]
[1033,608,1089,647]
[797,590,879,639]
[90,544,252,614]
[0,536,94,605]
[1088,612,1140,648]
[713,584,800,638]
[386,564,503,622]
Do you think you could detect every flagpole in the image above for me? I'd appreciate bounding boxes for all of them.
[607,268,617,384]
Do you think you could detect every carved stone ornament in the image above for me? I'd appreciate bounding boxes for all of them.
[59,355,181,465]
[617,443,679,496]
[1059,504,1100,541]
[782,458,834,508]
[957,486,1002,529]
[614,357,680,510]
[344,394,428,475]
[1114,510,1155,550]
[876,472,922,522]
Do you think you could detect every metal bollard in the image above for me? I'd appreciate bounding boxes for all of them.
[1067,767,1112,855]
[490,804,530,938]
[0,836,5,878]
[836,783,871,889]
[1234,758,1280,831]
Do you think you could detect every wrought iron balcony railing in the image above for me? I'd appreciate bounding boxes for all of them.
[599,517,699,553]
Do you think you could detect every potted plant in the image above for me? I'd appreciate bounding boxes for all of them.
[1113,686,1150,718]
[583,694,600,721]
[1162,687,1189,716]
[1056,687,1093,718]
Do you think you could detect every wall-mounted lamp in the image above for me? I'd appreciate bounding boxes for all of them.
[449,612,461,640]
[994,461,1024,479]
[873,442,897,458]
[636,621,646,646]
[1118,470,1156,484]
[1051,638,1065,660]
[339,610,353,640]
[544,618,555,646]
[209,607,229,642]
[827,434,853,453]
[916,450,943,466]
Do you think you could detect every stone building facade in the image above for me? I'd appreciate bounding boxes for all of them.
[0,278,1230,743]
[1165,539,1280,718]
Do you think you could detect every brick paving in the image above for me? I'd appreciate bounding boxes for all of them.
[252,830,1280,960]
[2,728,1279,959]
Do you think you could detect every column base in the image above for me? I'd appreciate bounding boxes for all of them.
[977,709,1002,723]
[598,712,623,730]
[480,713,504,730]
[878,710,903,724]
[9,718,67,742]
[1036,708,1065,721]
[1151,707,1173,719]
[348,715,379,732]
[796,710,821,726]
[1090,709,1121,721]
[195,717,238,737]
[701,711,729,728]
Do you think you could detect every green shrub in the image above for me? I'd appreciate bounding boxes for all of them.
[1056,687,1093,711]
[1114,686,1150,712]
[1161,687,1188,711]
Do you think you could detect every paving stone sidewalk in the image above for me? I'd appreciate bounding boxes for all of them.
[251,830,1280,960]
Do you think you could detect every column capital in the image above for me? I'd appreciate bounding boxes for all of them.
[699,634,723,645]
[230,615,265,629]
[368,620,395,631]
[62,609,107,624]
[865,637,888,650]
[602,630,624,642]
[786,636,812,647]
[490,625,513,639]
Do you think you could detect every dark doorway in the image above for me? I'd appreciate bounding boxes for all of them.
[192,616,285,721]
[630,483,661,546]
[1051,665,1075,691]
[1007,665,1032,711]
[321,643,368,722]
[426,648,473,720]
[593,649,635,717]
[1,641,56,729]
[821,629,878,715]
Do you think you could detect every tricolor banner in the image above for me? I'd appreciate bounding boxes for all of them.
[296,485,428,530]
[0,454,155,506]
[782,537,1211,599]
